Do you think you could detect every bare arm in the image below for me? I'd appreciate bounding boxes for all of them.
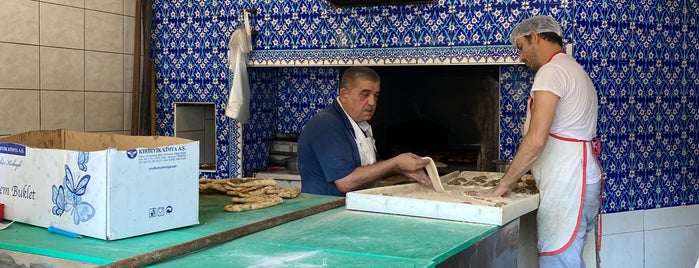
[334,153,430,193]
[485,91,559,196]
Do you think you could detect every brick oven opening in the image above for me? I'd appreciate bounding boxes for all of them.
[366,65,500,173]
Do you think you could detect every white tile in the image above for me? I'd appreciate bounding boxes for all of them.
[40,90,85,131]
[40,2,84,49]
[688,225,699,268]
[85,0,122,14]
[123,0,136,17]
[85,92,124,132]
[583,225,598,268]
[0,0,39,44]
[40,47,85,91]
[85,9,124,53]
[0,89,40,135]
[124,92,132,132]
[601,210,644,235]
[687,204,699,226]
[85,51,124,92]
[124,54,134,93]
[41,0,84,8]
[645,227,689,268]
[123,15,136,55]
[0,43,39,89]
[599,232,644,268]
[645,206,687,230]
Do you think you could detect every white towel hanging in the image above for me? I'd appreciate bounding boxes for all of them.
[225,22,252,123]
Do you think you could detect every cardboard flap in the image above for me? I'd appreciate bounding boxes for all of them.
[63,130,193,151]
[0,129,66,149]
[0,129,193,151]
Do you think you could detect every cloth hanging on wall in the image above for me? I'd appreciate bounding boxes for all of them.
[225,22,252,123]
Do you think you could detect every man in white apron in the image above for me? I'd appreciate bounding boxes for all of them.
[483,16,603,267]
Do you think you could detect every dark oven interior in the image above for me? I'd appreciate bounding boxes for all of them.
[366,65,501,174]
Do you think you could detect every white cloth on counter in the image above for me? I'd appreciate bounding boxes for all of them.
[225,25,252,123]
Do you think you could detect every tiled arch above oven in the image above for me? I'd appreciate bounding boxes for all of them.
[249,46,520,66]
[247,1,571,66]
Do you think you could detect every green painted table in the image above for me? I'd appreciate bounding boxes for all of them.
[0,194,503,267]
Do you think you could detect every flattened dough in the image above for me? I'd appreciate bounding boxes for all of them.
[423,157,446,192]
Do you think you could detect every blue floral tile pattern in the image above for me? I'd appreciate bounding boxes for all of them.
[498,65,533,160]
[576,0,698,212]
[276,67,340,134]
[153,0,243,178]
[242,68,278,174]
[152,0,699,212]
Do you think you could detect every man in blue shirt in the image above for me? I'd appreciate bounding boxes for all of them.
[298,66,432,196]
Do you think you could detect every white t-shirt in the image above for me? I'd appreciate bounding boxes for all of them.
[527,52,601,184]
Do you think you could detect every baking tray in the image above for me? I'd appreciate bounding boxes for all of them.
[346,171,539,225]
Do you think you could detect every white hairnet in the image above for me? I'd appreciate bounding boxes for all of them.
[509,15,563,46]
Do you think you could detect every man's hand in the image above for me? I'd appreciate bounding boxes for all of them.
[393,153,431,186]
[479,180,514,197]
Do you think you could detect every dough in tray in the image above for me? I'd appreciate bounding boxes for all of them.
[423,157,446,192]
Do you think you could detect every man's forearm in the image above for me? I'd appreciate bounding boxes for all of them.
[500,135,545,188]
[335,159,398,193]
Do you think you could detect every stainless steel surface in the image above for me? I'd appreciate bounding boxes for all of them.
[437,218,519,268]
[285,157,299,174]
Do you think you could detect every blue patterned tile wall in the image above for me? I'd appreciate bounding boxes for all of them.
[574,0,698,212]
[498,65,533,160]
[276,67,340,134]
[243,68,278,174]
[152,0,699,212]
[153,0,244,178]
[249,0,573,64]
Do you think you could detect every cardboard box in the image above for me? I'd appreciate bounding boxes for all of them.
[0,129,200,240]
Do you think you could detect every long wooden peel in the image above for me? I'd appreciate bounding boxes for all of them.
[423,157,446,192]
[98,198,346,268]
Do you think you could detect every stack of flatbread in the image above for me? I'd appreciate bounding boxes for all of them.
[199,177,301,212]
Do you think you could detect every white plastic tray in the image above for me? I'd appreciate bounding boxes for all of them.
[346,171,539,225]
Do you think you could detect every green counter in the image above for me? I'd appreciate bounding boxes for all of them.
[0,194,501,267]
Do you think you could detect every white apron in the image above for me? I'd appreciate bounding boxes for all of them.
[532,133,595,255]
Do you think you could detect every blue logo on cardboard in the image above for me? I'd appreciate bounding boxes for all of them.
[126,149,138,159]
[0,143,26,156]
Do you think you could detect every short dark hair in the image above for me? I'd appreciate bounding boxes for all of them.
[524,32,564,47]
[340,66,380,89]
